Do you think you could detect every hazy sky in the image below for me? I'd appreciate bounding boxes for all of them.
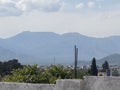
[0,0,120,38]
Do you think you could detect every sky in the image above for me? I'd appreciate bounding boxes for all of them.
[0,0,120,38]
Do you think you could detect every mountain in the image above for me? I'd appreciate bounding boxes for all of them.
[0,31,120,65]
[0,46,18,60]
[97,53,120,65]
[78,53,120,66]
[0,45,41,64]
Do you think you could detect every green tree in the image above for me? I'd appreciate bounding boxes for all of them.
[3,65,72,84]
[0,59,22,77]
[90,57,98,76]
[44,65,72,83]
[77,69,90,79]
[3,65,47,83]
[102,61,109,72]
[112,69,120,76]
[0,61,3,75]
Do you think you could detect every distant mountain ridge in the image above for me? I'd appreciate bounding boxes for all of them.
[0,31,120,65]
[98,53,120,65]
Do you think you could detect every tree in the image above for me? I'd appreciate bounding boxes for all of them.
[0,61,3,75]
[44,65,72,83]
[90,57,98,76]
[112,69,120,76]
[0,59,22,77]
[3,65,72,84]
[77,69,90,79]
[102,61,109,72]
[3,65,47,83]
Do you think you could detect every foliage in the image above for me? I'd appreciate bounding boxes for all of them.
[76,69,90,79]
[102,61,109,72]
[44,65,72,83]
[112,69,120,76]
[0,59,22,76]
[2,58,91,84]
[90,57,98,76]
[3,65,73,84]
[3,65,46,83]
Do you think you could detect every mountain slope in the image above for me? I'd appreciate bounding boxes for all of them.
[0,46,18,60]
[98,53,120,65]
[0,31,120,64]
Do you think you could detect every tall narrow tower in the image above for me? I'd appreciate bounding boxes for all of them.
[74,45,78,78]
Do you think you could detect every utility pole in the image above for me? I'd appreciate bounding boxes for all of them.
[74,45,78,78]
[54,56,56,65]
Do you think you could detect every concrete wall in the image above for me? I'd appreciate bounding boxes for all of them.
[55,76,120,90]
[84,76,120,90]
[0,77,120,90]
[0,82,54,90]
[55,79,83,90]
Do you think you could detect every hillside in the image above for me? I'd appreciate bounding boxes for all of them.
[0,31,120,65]
[0,46,18,60]
[97,53,120,65]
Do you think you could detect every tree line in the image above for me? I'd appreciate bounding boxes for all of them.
[0,58,119,84]
[0,59,22,77]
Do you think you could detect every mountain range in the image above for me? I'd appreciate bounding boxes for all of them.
[78,53,120,66]
[0,31,120,65]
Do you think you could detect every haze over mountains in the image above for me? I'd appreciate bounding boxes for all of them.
[0,31,120,65]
